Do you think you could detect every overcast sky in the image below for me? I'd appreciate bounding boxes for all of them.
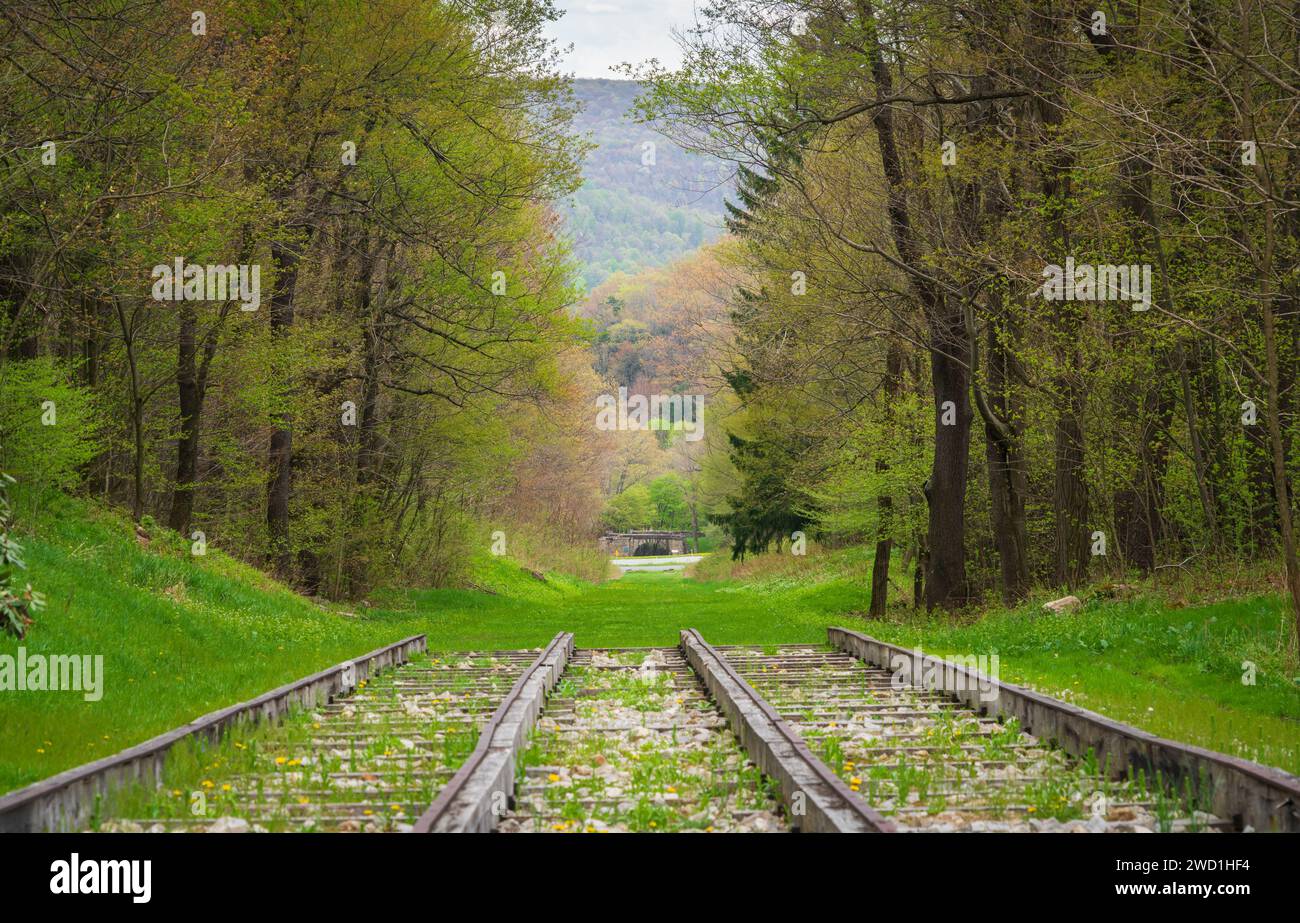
[543,0,697,79]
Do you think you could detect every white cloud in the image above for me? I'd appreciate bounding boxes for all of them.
[544,0,698,78]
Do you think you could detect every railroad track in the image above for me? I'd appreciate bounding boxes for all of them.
[94,647,544,833]
[9,626,1295,834]
[496,647,787,833]
[715,642,1215,832]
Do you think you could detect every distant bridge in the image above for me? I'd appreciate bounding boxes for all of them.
[600,530,699,556]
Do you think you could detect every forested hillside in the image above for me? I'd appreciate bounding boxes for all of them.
[628,0,1300,635]
[0,0,607,600]
[4,0,1298,644]
[565,79,731,288]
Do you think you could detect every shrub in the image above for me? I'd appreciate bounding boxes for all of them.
[0,356,102,496]
[0,471,44,638]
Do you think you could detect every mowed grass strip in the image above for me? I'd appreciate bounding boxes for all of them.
[390,567,870,651]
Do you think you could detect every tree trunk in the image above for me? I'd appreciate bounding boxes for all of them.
[1052,386,1089,588]
[169,302,200,534]
[870,340,905,615]
[912,541,927,609]
[354,236,385,488]
[266,239,299,579]
[1238,36,1300,643]
[981,320,1030,603]
[1178,348,1220,549]
[1114,361,1175,572]
[869,537,891,618]
[926,322,973,608]
[862,10,970,608]
[1255,198,1300,644]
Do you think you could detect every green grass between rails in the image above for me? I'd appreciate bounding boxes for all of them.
[3,491,1298,796]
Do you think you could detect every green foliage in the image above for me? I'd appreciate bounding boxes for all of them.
[0,358,102,496]
[806,393,932,546]
[0,0,601,600]
[567,187,722,289]
[630,0,1300,612]
[601,474,695,532]
[647,474,691,530]
[602,482,654,531]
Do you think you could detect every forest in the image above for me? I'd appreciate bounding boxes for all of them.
[618,0,1300,637]
[2,0,1299,642]
[0,0,608,604]
[2,0,1299,856]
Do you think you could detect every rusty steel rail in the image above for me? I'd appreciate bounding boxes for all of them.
[829,627,1300,833]
[412,632,574,833]
[0,634,427,833]
[680,629,895,833]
